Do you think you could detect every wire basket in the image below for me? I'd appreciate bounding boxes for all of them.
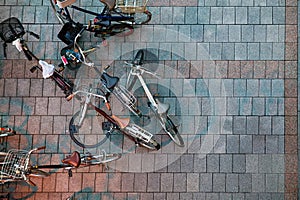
[0,149,29,180]
[0,17,25,43]
[116,0,148,13]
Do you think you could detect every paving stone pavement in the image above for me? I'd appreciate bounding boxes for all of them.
[0,0,298,199]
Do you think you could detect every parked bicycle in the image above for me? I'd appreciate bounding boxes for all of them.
[0,146,121,186]
[68,81,160,150]
[0,17,74,99]
[50,0,151,41]
[124,50,184,147]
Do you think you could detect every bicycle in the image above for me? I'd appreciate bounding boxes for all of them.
[0,17,74,99]
[67,83,160,150]
[0,128,16,138]
[50,0,151,42]
[0,146,121,186]
[124,50,185,147]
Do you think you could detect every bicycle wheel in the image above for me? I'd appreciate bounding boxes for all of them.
[49,0,68,25]
[133,10,152,25]
[81,153,121,165]
[69,108,109,148]
[164,116,184,147]
[29,169,50,178]
[138,137,160,150]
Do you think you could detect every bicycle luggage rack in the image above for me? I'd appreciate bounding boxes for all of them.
[0,149,29,180]
[116,0,148,13]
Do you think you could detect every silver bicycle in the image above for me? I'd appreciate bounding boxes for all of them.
[124,50,184,147]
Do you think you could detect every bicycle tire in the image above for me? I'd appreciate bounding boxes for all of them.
[29,169,50,178]
[164,116,184,147]
[69,108,109,148]
[81,153,121,165]
[138,137,160,150]
[133,10,152,25]
[49,0,68,25]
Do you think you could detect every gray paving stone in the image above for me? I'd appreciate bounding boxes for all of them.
[190,25,204,42]
[277,174,284,192]
[239,98,252,115]
[215,98,227,116]
[167,193,179,200]
[266,25,279,42]
[271,193,285,200]
[246,154,258,173]
[254,0,267,6]
[223,7,235,24]
[248,43,260,60]
[217,25,229,42]
[227,135,239,153]
[185,7,198,24]
[260,43,273,60]
[227,98,239,115]
[209,79,221,97]
[212,173,226,192]
[220,154,232,172]
[173,7,185,24]
[254,25,266,42]
[229,0,242,6]
[222,43,235,60]
[233,154,246,173]
[204,25,216,42]
[173,173,187,192]
[202,97,213,115]
[233,116,246,135]
[35,6,49,23]
[161,173,173,192]
[198,7,210,24]
[265,174,278,192]
[197,43,210,59]
[205,0,217,6]
[219,193,232,200]
[225,174,239,192]
[260,7,272,24]
[147,173,160,192]
[252,98,265,115]
[183,79,196,96]
[271,80,284,96]
[240,135,253,153]
[253,135,265,153]
[242,25,254,42]
[277,135,284,153]
[206,154,220,172]
[17,79,30,97]
[248,7,260,24]
[217,0,230,6]
[167,154,181,172]
[234,79,246,96]
[180,154,194,172]
[193,154,207,172]
[199,173,212,192]
[209,43,222,60]
[235,7,247,24]
[277,98,284,115]
[259,116,272,135]
[171,43,185,60]
[272,7,285,24]
[265,98,277,115]
[221,79,233,96]
[134,173,147,192]
[252,174,265,192]
[239,173,252,192]
[272,116,284,135]
[229,25,241,42]
[211,7,223,24]
[187,173,199,192]
[235,43,247,60]
[259,154,273,173]
[160,7,173,24]
[185,43,197,60]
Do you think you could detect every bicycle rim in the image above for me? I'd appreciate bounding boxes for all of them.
[69,108,109,148]
[82,153,121,165]
[138,137,160,150]
[29,169,50,178]
[133,10,152,25]
[164,116,184,147]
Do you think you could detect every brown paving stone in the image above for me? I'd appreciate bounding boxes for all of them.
[4,79,17,96]
[285,135,298,154]
[285,79,297,97]
[48,193,62,200]
[27,116,41,135]
[34,193,49,200]
[53,116,67,135]
[1,60,12,78]
[284,98,297,116]
[25,60,38,79]
[286,7,298,25]
[134,173,147,192]
[7,134,20,149]
[32,134,46,149]
[35,97,48,115]
[121,173,135,192]
[22,97,35,115]
[147,0,170,6]
[42,173,56,192]
[285,116,298,135]
[43,79,56,97]
[177,60,190,78]
[55,173,69,192]
[45,135,58,152]
[286,0,298,6]
[265,61,279,78]
[278,61,285,78]
[108,172,122,192]
[285,154,298,174]
[165,60,178,78]
[40,116,54,135]
[19,134,32,149]
[113,193,127,200]
[9,97,23,115]
[240,61,253,78]
[190,61,203,79]
[286,25,298,42]
[170,0,198,6]
[203,60,216,78]
[228,61,240,78]
[60,99,73,116]
[285,193,298,200]
[14,115,28,132]
[285,61,297,78]
[0,79,4,96]
[17,79,30,97]
[95,173,109,192]
[82,172,96,189]
[253,61,265,78]
[47,97,61,115]
[285,43,298,61]
[215,61,228,79]
[68,173,82,192]
[12,60,25,78]
[285,173,298,192]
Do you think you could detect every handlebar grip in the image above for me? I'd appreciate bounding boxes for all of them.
[28,31,40,40]
[105,102,111,111]
[66,93,75,101]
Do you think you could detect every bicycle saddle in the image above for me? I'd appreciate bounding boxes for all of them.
[62,151,81,168]
[39,60,55,79]
[101,72,119,90]
[111,115,130,129]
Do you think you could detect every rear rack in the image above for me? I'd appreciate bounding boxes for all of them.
[116,0,148,13]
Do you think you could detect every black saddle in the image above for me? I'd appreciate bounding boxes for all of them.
[101,72,119,90]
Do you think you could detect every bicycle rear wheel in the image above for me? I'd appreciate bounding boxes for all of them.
[133,10,152,24]
[81,153,121,165]
[69,108,109,148]
[164,116,184,147]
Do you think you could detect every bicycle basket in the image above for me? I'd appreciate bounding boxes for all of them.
[116,0,148,13]
[0,17,25,43]
[57,22,83,45]
[0,149,29,180]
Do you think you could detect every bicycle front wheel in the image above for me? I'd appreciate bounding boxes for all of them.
[164,116,184,147]
[29,169,50,178]
[69,108,109,148]
[133,10,152,25]
[81,153,121,165]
